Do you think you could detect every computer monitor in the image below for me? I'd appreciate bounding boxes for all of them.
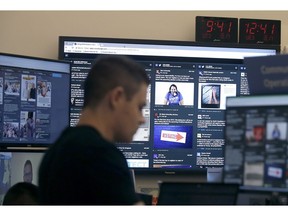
[157,182,239,205]
[59,36,279,174]
[0,150,45,204]
[0,53,70,148]
[224,94,288,193]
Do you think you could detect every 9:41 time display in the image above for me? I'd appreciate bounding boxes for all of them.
[196,16,238,43]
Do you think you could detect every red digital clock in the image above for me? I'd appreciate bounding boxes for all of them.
[196,16,238,43]
[239,18,281,45]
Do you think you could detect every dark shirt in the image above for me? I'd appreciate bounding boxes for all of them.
[38,126,140,205]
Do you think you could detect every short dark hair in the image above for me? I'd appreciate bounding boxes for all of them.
[2,182,39,205]
[83,55,150,107]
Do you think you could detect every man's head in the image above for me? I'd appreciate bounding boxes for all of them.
[23,160,33,183]
[83,55,149,107]
[2,182,39,205]
[82,55,150,143]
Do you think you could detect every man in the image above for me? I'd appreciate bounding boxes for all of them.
[29,83,36,100]
[38,55,150,205]
[2,182,39,205]
[23,160,33,183]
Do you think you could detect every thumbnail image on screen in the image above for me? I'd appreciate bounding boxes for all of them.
[201,84,221,108]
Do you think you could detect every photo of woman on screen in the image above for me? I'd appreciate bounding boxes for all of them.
[164,84,184,105]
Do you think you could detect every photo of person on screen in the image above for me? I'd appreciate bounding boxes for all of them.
[201,84,221,108]
[209,86,219,104]
[272,124,281,140]
[29,83,36,100]
[38,81,48,97]
[22,81,29,100]
[21,75,36,101]
[164,84,184,105]
[266,122,287,141]
[3,122,19,138]
[20,111,35,139]
[23,160,33,184]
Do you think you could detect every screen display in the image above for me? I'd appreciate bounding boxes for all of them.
[0,53,70,148]
[0,150,45,204]
[224,94,288,192]
[59,36,278,173]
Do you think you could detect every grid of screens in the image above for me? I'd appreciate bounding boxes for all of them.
[0,53,70,148]
[59,36,278,172]
[224,94,288,192]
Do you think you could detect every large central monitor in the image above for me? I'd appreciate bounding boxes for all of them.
[59,36,279,174]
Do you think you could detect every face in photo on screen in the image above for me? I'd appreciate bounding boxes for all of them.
[23,159,33,183]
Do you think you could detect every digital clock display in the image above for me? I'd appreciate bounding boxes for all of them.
[196,16,238,43]
[239,18,281,45]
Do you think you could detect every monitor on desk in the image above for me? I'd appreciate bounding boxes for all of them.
[157,182,239,205]
[224,94,288,193]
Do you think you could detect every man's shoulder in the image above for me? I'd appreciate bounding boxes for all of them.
[41,125,126,172]
[61,126,101,139]
[53,126,115,151]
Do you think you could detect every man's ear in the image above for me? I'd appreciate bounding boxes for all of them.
[109,86,125,108]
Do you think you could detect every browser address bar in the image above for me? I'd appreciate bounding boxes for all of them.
[64,43,274,59]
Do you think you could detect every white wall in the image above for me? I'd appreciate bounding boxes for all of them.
[0,11,287,59]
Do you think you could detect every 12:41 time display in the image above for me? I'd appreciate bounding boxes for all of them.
[239,18,281,45]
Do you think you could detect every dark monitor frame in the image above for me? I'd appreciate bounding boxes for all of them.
[58,36,280,59]
[157,181,239,205]
[59,36,279,176]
